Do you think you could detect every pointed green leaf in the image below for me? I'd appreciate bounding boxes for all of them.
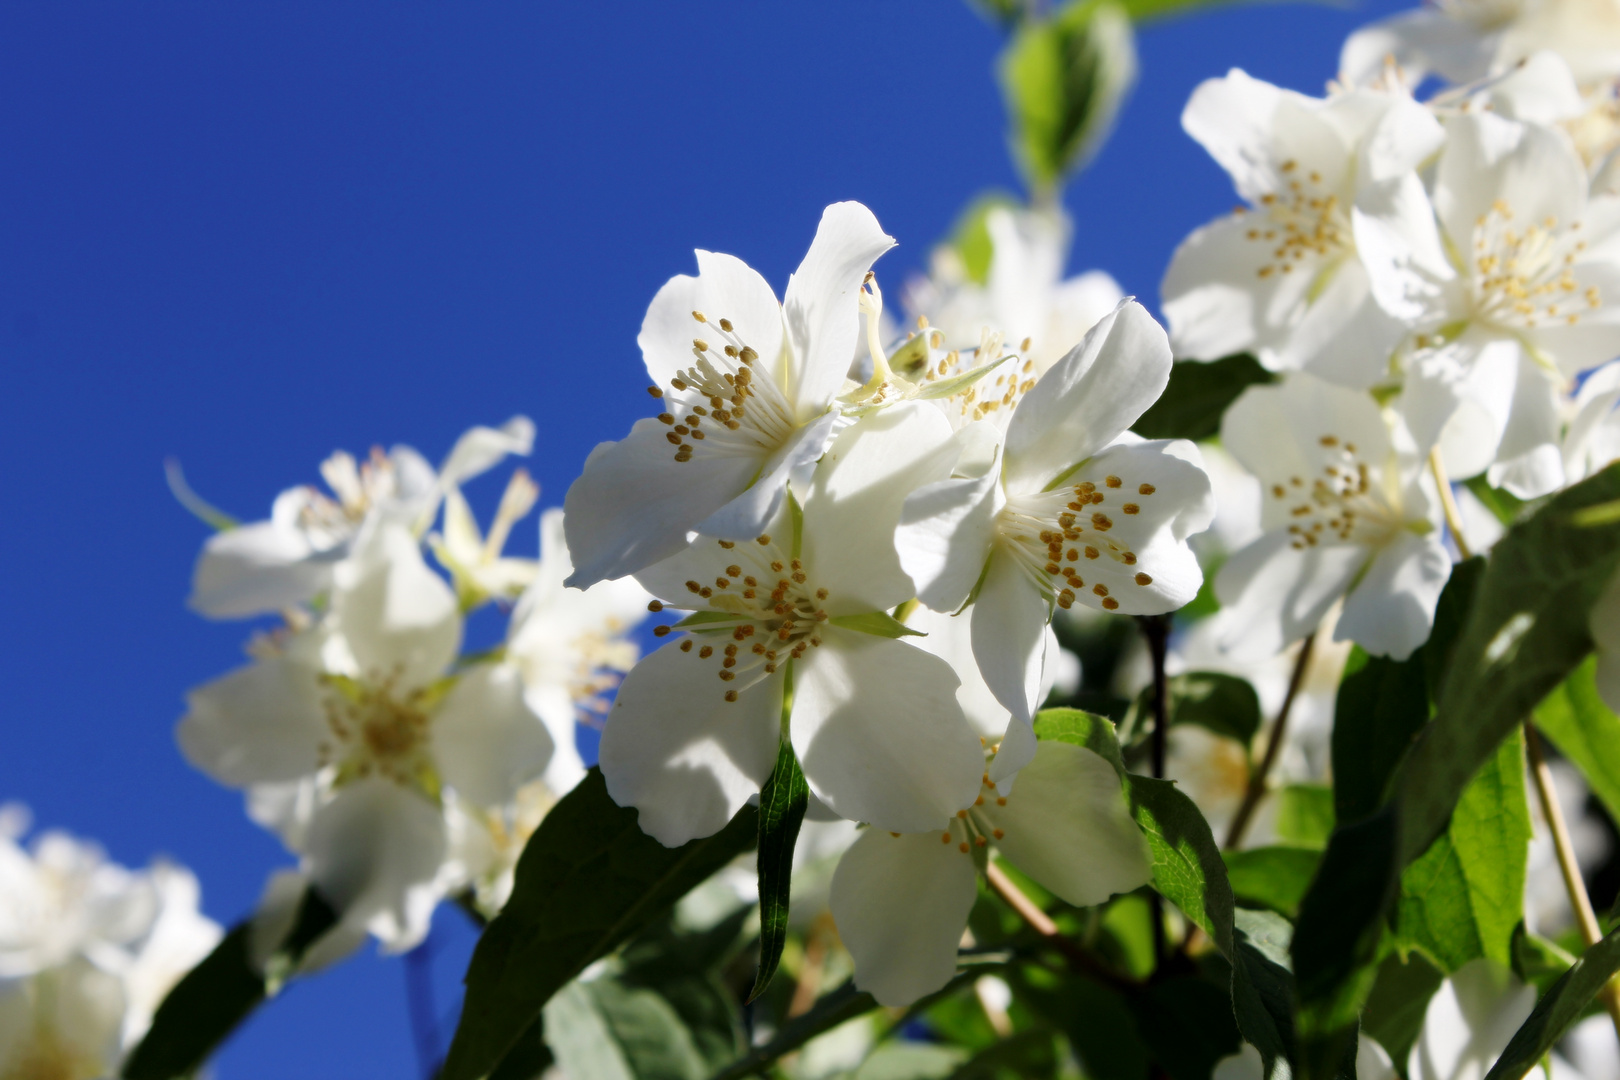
[828,611,928,638]
[748,740,809,1003]
[441,769,758,1080]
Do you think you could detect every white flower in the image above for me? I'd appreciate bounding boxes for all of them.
[1213,374,1450,660]
[826,738,1151,1007]
[1342,0,1620,91]
[0,817,220,1075]
[896,300,1213,780]
[187,417,534,618]
[430,468,541,609]
[1162,70,1443,388]
[1356,109,1620,491]
[178,519,554,951]
[904,205,1124,380]
[563,202,895,588]
[599,402,985,846]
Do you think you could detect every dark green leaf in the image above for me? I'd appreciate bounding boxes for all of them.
[749,741,809,1003]
[1129,976,1243,1080]
[1126,776,1292,1075]
[943,1028,1058,1080]
[488,1020,552,1080]
[1131,355,1275,441]
[1535,656,1620,823]
[1123,671,1262,750]
[1359,951,1445,1072]
[1275,785,1336,851]
[1485,925,1620,1080]
[1009,968,1148,1080]
[122,886,336,1080]
[997,0,1136,193]
[442,769,758,1080]
[1224,846,1320,919]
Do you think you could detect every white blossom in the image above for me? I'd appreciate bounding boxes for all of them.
[563,202,895,588]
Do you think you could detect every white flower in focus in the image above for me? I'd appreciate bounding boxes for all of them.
[1214,375,1450,660]
[179,519,554,951]
[599,402,985,845]
[896,300,1213,781]
[1162,71,1442,387]
[1356,109,1620,493]
[188,417,535,618]
[506,507,651,794]
[904,205,1124,380]
[431,468,541,609]
[563,202,895,588]
[827,738,1151,1006]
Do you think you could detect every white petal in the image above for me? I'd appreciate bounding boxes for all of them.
[782,202,896,416]
[1214,530,1368,660]
[599,640,783,847]
[801,402,959,615]
[1283,260,1405,390]
[693,409,840,542]
[188,504,328,619]
[1003,300,1172,493]
[1408,960,1535,1080]
[331,522,461,688]
[979,742,1152,907]
[792,630,983,834]
[1352,173,1457,326]
[1340,9,1494,86]
[432,663,555,809]
[177,651,328,787]
[1360,95,1446,183]
[1434,113,1586,257]
[829,827,978,1007]
[561,416,761,588]
[436,416,535,490]
[971,549,1050,728]
[524,681,587,794]
[1422,336,1524,478]
[1335,531,1450,660]
[304,778,449,953]
[638,250,784,392]
[1181,70,1289,204]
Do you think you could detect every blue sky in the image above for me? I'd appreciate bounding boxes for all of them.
[0,2,1403,1075]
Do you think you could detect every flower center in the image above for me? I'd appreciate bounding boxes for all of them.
[649,312,798,465]
[1466,200,1597,330]
[650,534,829,702]
[996,476,1159,612]
[935,755,1013,855]
[1266,435,1400,549]
[319,673,439,797]
[6,1035,92,1080]
[298,448,400,548]
[1244,160,1349,280]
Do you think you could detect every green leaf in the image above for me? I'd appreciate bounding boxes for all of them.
[749,740,809,1003]
[1535,655,1620,823]
[1396,833,1483,972]
[441,769,758,1080]
[1128,976,1243,1080]
[1463,474,1526,528]
[1401,465,1620,868]
[942,191,1023,285]
[1130,355,1275,441]
[1122,671,1262,750]
[1274,785,1335,851]
[1359,951,1445,1073]
[997,0,1136,194]
[1033,707,1126,773]
[1126,775,1293,1075]
[1010,968,1149,1080]
[943,1028,1058,1080]
[1513,922,1578,997]
[856,1043,968,1080]
[1224,846,1320,919]
[1484,924,1620,1080]
[828,611,928,638]
[122,885,337,1080]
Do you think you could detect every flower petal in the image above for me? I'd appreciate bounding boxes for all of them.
[1335,531,1450,660]
[829,827,978,1007]
[432,662,555,809]
[783,202,896,416]
[303,777,449,953]
[792,630,983,834]
[1214,530,1368,659]
[970,548,1050,728]
[693,409,840,542]
[436,416,535,491]
[177,650,328,787]
[331,522,462,689]
[187,488,328,619]
[562,416,761,588]
[979,742,1152,907]
[896,468,1001,614]
[639,251,784,392]
[1003,300,1172,494]
[802,402,960,615]
[599,639,783,847]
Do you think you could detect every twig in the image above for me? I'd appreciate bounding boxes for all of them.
[787,913,833,1018]
[1225,633,1317,850]
[1137,614,1172,968]
[985,862,1138,993]
[1525,721,1620,1037]
[1430,446,1474,560]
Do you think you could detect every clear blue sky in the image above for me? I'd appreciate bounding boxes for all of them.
[0,2,1403,1075]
